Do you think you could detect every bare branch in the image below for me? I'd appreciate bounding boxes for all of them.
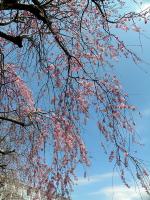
[0,115,32,127]
[0,31,23,47]
[0,149,15,155]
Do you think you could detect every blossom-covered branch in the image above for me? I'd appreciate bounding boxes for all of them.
[0,0,150,199]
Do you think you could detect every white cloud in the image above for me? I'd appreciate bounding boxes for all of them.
[89,185,149,200]
[141,3,150,12]
[135,2,150,13]
[75,172,117,186]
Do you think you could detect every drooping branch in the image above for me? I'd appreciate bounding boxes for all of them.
[0,0,150,198]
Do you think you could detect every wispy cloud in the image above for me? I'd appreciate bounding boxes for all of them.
[89,185,148,200]
[136,2,150,12]
[141,3,150,11]
[75,172,117,186]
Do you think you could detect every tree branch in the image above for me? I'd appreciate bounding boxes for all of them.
[0,164,7,169]
[0,3,46,22]
[0,3,48,47]
[0,31,23,48]
[0,149,15,155]
[0,2,71,57]
[0,116,32,127]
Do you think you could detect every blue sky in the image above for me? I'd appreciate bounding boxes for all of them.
[72,2,150,200]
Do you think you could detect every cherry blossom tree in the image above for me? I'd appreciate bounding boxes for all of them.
[0,0,150,199]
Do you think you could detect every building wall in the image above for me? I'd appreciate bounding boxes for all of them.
[0,177,69,200]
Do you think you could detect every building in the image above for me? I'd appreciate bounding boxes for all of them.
[0,176,69,200]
